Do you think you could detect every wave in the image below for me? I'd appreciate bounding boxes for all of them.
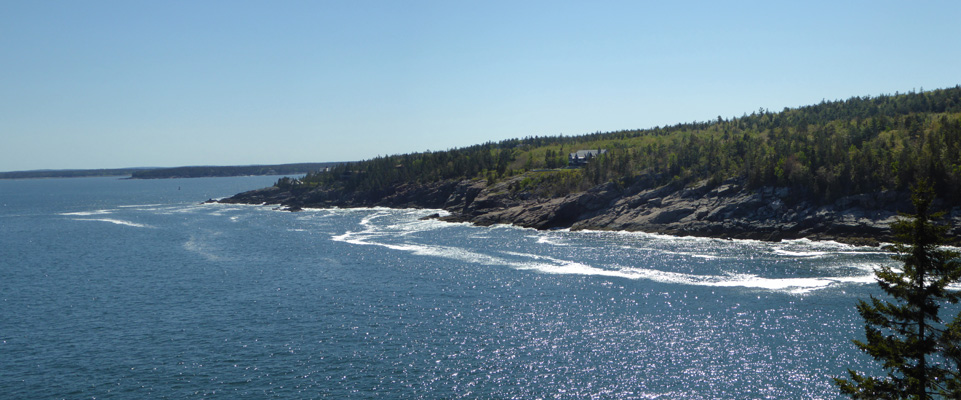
[772,249,828,258]
[332,230,508,266]
[140,203,217,215]
[656,249,731,260]
[323,208,886,294]
[72,218,150,228]
[117,203,165,208]
[577,228,760,245]
[533,235,568,246]
[502,251,876,294]
[60,210,112,216]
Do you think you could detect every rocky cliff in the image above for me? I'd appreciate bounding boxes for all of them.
[218,175,961,246]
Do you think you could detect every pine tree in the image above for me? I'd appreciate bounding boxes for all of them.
[834,181,961,399]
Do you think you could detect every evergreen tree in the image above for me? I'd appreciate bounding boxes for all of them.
[834,181,961,399]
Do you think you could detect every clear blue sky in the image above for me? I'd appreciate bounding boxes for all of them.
[2,1,959,172]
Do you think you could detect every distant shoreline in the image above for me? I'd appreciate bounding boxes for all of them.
[0,162,341,180]
[0,168,148,180]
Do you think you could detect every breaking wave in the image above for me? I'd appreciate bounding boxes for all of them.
[72,218,150,228]
[327,209,888,294]
[60,210,112,216]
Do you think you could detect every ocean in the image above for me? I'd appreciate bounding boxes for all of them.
[0,176,893,398]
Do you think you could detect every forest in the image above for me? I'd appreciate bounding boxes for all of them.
[289,86,961,205]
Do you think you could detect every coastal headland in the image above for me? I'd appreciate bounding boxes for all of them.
[218,174,961,246]
[217,87,961,245]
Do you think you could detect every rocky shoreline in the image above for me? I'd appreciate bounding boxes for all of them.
[217,176,961,246]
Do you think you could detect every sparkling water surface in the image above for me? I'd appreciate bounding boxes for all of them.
[0,176,893,398]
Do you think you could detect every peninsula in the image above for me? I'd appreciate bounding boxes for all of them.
[220,87,961,246]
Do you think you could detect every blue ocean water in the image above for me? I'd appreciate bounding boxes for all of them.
[0,176,894,399]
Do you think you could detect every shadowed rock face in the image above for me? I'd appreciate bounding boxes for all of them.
[219,176,961,246]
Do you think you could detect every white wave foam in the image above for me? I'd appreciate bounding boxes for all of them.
[502,251,874,294]
[710,275,833,293]
[613,265,869,294]
[591,228,756,245]
[534,235,567,246]
[150,204,215,215]
[773,249,828,258]
[334,226,509,266]
[385,218,450,237]
[780,238,875,250]
[60,210,111,216]
[327,208,880,294]
[359,211,390,228]
[657,249,729,260]
[506,251,680,281]
[73,218,150,228]
[830,275,878,284]
[520,262,639,279]
[117,203,164,208]
[331,231,368,245]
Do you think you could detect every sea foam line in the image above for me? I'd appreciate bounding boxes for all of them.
[527,250,864,293]
[328,208,881,293]
[333,230,508,266]
[60,210,112,216]
[338,228,873,293]
[500,250,853,293]
[772,249,828,258]
[72,218,150,228]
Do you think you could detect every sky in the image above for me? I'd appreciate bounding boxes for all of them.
[2,1,960,172]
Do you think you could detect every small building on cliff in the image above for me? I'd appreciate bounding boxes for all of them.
[568,149,607,167]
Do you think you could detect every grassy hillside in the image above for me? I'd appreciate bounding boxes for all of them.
[290,86,961,204]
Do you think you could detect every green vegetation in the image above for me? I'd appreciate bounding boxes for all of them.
[834,182,961,398]
[290,86,961,204]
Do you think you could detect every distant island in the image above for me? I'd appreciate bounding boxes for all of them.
[0,163,341,180]
[220,86,961,246]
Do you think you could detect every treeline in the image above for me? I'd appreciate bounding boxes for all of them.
[291,86,961,204]
[131,163,341,179]
[293,143,518,192]
[592,87,961,201]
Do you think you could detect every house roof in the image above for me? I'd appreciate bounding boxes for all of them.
[569,149,606,158]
